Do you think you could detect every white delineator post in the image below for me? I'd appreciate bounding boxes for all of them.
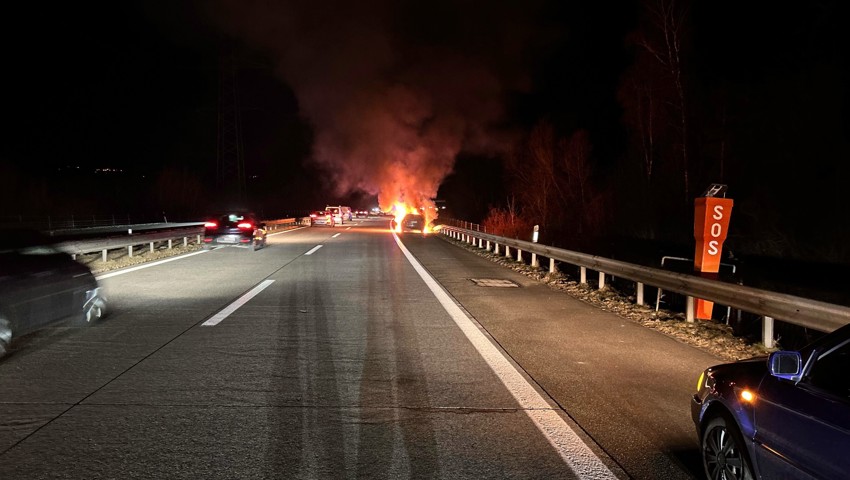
[531,225,539,268]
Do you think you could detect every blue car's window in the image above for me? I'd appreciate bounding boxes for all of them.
[806,340,850,399]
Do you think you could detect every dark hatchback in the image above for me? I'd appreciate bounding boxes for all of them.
[692,323,850,480]
[203,213,267,251]
[0,230,106,358]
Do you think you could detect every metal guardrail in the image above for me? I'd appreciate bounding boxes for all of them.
[55,218,301,261]
[439,225,850,347]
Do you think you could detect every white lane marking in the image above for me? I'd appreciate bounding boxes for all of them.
[305,245,323,255]
[268,226,307,236]
[201,280,275,327]
[96,250,208,280]
[332,233,341,238]
[393,234,617,479]
[346,227,352,230]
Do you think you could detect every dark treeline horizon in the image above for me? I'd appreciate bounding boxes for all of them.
[466,0,850,266]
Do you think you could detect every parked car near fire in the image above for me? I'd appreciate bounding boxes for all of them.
[691,322,850,480]
[203,212,267,251]
[0,230,107,358]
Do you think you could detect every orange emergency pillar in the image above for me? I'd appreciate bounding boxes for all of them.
[693,196,734,320]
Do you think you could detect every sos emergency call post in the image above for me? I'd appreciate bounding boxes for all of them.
[693,185,733,320]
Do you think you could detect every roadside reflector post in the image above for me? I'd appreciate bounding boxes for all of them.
[102,249,107,262]
[128,245,133,258]
[150,242,155,253]
[580,266,587,284]
[686,296,695,322]
[197,234,201,244]
[598,271,605,289]
[531,225,540,268]
[168,239,173,249]
[763,316,775,348]
[549,258,556,273]
[636,282,645,306]
[184,237,188,247]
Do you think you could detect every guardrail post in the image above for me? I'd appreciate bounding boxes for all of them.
[549,258,555,273]
[517,248,522,263]
[494,243,499,255]
[184,237,188,247]
[505,245,511,258]
[102,250,107,262]
[763,317,775,348]
[598,271,605,289]
[636,282,644,306]
[128,245,133,258]
[150,242,155,253]
[486,240,491,251]
[686,296,695,322]
[580,266,587,284]
[197,234,201,244]
[478,238,483,248]
[168,239,173,249]
[531,252,538,268]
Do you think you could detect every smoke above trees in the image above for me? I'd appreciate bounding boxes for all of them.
[203,0,546,212]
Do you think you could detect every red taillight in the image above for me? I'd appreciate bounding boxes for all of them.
[310,214,317,218]
[237,222,253,229]
[204,222,217,228]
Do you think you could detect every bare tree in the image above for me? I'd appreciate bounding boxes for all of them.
[506,120,564,231]
[635,0,691,201]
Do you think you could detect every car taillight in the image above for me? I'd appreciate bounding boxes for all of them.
[237,222,253,229]
[204,222,217,228]
[310,214,317,218]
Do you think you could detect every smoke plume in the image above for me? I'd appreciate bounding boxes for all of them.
[205,0,543,213]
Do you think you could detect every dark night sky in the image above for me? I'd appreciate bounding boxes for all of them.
[3,0,849,259]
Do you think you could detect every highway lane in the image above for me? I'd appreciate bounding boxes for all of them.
[0,219,626,479]
[402,232,720,479]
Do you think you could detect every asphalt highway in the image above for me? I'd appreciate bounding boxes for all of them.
[0,218,722,479]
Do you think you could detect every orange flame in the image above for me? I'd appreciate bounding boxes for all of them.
[389,201,437,234]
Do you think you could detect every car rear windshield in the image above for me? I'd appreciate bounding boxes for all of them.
[216,213,249,226]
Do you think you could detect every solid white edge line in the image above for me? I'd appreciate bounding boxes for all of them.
[95,250,209,280]
[393,233,617,479]
[201,279,275,327]
[332,233,341,238]
[304,244,323,255]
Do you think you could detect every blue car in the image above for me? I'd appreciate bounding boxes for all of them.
[691,323,850,479]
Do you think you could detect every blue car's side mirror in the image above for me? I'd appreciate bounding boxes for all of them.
[769,351,803,382]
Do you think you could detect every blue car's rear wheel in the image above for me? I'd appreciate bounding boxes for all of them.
[701,415,755,480]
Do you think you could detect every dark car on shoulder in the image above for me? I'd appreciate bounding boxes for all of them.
[0,230,107,358]
[692,322,850,480]
[203,213,267,251]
